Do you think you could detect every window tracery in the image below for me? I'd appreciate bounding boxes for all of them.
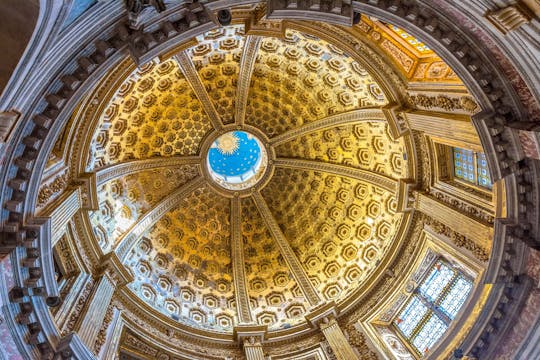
[393,259,474,356]
[453,148,492,189]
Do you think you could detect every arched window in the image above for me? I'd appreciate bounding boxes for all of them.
[453,148,492,189]
[394,258,473,356]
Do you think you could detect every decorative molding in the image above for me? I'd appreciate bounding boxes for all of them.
[235,35,261,127]
[174,51,224,130]
[270,108,386,146]
[408,94,479,114]
[274,158,397,193]
[95,156,200,186]
[231,197,254,324]
[252,191,322,306]
[37,171,70,209]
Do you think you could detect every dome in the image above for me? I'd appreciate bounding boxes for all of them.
[0,1,539,360]
[86,26,408,333]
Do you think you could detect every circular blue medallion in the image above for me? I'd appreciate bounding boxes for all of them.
[207,131,267,190]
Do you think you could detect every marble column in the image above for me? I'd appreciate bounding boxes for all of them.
[320,317,359,360]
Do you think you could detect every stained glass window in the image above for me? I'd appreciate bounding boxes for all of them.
[393,259,473,356]
[440,277,473,319]
[453,148,492,189]
[418,262,453,302]
[396,297,429,337]
[412,315,448,354]
[476,152,492,189]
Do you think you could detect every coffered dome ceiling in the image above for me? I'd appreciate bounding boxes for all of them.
[84,25,411,334]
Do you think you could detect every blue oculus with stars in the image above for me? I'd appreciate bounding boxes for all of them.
[208,131,262,184]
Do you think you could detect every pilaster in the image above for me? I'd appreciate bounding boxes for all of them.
[73,253,132,350]
[97,308,124,360]
[486,3,533,34]
[47,189,82,246]
[305,302,358,360]
[320,318,359,360]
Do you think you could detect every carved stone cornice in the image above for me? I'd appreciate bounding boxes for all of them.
[95,156,200,186]
[252,191,322,306]
[274,158,398,193]
[486,3,532,34]
[0,1,537,358]
[266,0,354,26]
[114,176,204,261]
[270,108,386,146]
[174,51,224,130]
[235,35,261,127]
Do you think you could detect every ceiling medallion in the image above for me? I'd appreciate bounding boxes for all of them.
[215,132,240,155]
[206,130,268,191]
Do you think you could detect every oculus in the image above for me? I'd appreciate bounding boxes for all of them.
[207,131,267,190]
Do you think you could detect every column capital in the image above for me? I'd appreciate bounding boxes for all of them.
[99,252,134,287]
[381,103,410,140]
[73,172,98,210]
[305,301,338,329]
[234,324,268,344]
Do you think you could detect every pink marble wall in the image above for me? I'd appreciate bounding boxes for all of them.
[491,249,540,359]
[0,257,24,360]
[431,0,540,121]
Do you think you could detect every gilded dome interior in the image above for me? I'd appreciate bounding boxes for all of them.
[86,25,408,334]
[2,1,538,359]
